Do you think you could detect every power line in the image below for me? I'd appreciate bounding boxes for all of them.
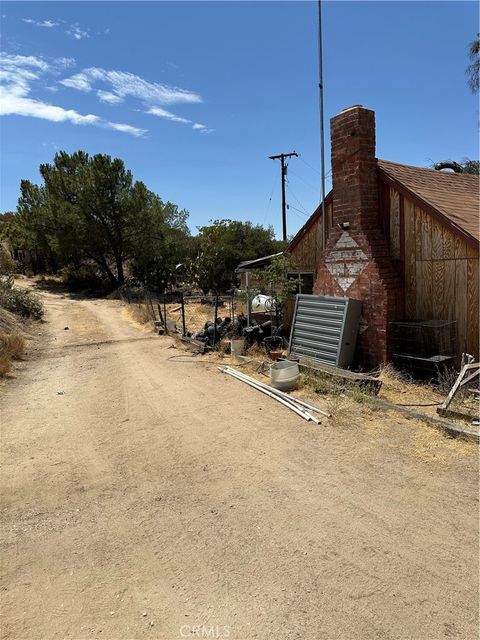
[286,179,310,215]
[261,170,279,226]
[298,156,321,176]
[288,204,309,218]
[288,168,320,193]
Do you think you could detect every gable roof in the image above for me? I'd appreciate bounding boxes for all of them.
[378,159,479,244]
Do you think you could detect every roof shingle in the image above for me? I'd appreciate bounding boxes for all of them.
[378,159,479,243]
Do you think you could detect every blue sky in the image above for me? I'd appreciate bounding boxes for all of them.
[1,1,478,238]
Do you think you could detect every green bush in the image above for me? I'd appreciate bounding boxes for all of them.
[0,284,44,319]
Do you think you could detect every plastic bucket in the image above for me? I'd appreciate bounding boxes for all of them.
[270,360,300,391]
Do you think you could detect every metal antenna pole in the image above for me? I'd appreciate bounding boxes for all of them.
[318,0,327,250]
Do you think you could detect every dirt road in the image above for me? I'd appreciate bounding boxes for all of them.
[1,288,478,640]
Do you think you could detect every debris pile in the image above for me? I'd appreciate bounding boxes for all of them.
[189,316,232,347]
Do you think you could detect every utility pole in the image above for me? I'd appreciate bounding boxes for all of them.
[269,151,298,242]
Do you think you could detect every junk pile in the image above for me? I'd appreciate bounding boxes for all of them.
[189,316,232,347]
[230,313,287,349]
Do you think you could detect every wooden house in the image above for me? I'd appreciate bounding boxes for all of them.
[285,105,479,368]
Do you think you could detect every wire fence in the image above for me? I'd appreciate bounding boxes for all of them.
[118,285,288,354]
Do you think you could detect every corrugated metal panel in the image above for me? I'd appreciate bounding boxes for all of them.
[288,294,362,368]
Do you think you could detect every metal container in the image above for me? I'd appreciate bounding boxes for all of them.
[270,360,300,391]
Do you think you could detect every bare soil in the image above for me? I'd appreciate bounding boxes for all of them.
[0,284,478,640]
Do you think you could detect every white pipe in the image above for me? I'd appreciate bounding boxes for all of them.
[223,366,327,416]
[221,367,311,421]
[282,395,331,418]
[221,367,321,424]
[219,367,312,421]
[223,367,323,425]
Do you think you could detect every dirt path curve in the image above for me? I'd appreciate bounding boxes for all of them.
[1,288,478,640]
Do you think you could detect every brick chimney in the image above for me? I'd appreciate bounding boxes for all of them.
[314,105,401,368]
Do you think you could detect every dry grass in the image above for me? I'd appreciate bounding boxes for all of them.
[0,354,11,377]
[163,300,240,335]
[127,304,151,326]
[3,334,26,360]
[377,362,478,423]
[0,331,26,377]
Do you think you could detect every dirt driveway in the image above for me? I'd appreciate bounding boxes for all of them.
[1,287,478,640]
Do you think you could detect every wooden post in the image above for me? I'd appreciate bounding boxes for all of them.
[213,294,219,346]
[163,291,168,334]
[181,292,186,337]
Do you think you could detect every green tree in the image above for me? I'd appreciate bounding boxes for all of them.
[131,195,192,290]
[6,151,191,289]
[188,219,285,293]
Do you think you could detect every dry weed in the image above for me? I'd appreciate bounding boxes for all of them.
[128,304,151,325]
[0,354,11,376]
[0,332,25,376]
[4,334,25,360]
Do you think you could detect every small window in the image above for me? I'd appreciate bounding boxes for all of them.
[288,272,314,295]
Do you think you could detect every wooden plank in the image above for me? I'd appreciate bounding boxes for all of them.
[416,260,433,319]
[455,260,468,354]
[414,206,422,259]
[454,235,467,259]
[443,227,455,259]
[424,260,434,318]
[421,207,432,260]
[298,360,382,395]
[432,260,446,320]
[390,187,400,259]
[431,219,443,259]
[443,260,456,321]
[467,244,479,259]
[403,200,416,317]
[467,259,479,358]
[399,194,405,264]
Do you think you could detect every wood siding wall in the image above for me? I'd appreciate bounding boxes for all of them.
[289,203,330,271]
[384,185,479,358]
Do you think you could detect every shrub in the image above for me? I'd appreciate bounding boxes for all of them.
[0,284,44,319]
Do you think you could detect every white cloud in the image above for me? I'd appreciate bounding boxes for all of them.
[97,89,123,105]
[22,18,59,28]
[22,17,91,40]
[107,122,145,137]
[147,106,191,124]
[61,67,202,105]
[0,52,146,137]
[146,106,212,133]
[66,23,89,40]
